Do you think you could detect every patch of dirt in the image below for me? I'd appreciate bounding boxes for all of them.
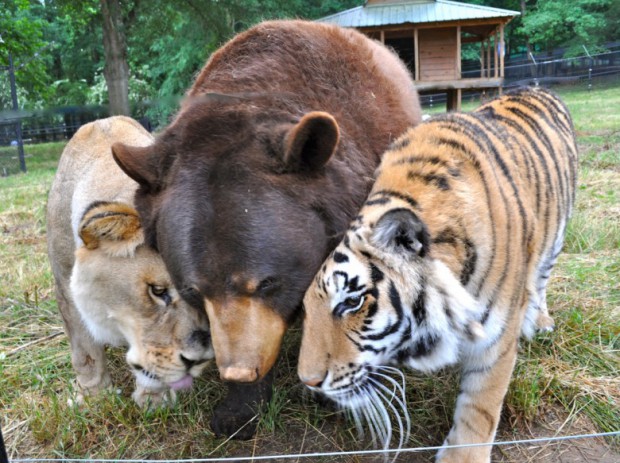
[219,404,619,463]
[494,406,619,463]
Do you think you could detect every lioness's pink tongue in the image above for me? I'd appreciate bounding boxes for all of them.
[170,375,193,391]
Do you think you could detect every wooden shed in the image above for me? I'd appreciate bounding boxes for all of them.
[320,0,519,110]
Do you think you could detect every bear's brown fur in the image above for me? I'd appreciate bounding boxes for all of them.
[112,19,421,438]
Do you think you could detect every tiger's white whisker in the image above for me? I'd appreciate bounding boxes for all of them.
[370,376,411,454]
[377,366,407,394]
[367,388,391,449]
[373,382,409,458]
[360,401,379,447]
[374,392,404,463]
[372,371,403,406]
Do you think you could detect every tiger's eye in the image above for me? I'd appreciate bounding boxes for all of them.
[344,296,361,308]
[334,295,365,317]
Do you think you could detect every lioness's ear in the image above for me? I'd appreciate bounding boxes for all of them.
[79,202,144,257]
[371,208,430,258]
[112,142,160,188]
[283,111,339,171]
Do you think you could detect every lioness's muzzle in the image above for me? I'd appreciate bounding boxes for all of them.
[205,297,287,382]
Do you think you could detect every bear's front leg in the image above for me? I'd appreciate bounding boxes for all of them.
[210,368,275,440]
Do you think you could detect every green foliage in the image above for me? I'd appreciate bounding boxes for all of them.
[3,0,618,121]
[127,0,362,125]
[460,0,618,57]
[44,1,102,85]
[0,0,51,106]
[521,0,612,55]
[1,0,362,119]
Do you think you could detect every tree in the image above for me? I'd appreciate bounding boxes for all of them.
[521,0,612,55]
[126,0,362,125]
[462,0,616,57]
[100,0,130,115]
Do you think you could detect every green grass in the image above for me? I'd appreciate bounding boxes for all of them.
[1,81,619,461]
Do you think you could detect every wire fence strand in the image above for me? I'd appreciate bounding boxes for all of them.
[10,431,620,463]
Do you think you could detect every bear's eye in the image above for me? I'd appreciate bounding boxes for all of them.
[149,285,172,305]
[255,277,280,296]
[334,295,365,317]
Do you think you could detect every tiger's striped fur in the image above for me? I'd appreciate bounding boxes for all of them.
[298,87,577,462]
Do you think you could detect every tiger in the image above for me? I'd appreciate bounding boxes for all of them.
[298,87,578,462]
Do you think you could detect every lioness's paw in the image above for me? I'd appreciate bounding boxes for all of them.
[67,378,113,407]
[132,385,176,409]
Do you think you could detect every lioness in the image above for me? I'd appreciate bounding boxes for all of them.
[47,116,213,407]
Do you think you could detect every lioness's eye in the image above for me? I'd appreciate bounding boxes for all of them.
[149,285,172,305]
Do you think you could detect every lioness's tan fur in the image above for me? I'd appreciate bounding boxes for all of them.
[47,116,213,407]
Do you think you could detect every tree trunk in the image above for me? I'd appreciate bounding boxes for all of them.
[520,0,537,80]
[100,0,129,115]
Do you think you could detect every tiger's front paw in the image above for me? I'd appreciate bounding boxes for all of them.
[436,442,491,463]
[536,313,555,333]
[132,385,176,409]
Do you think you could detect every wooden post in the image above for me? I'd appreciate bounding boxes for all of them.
[494,29,499,78]
[480,40,485,78]
[380,29,385,44]
[456,26,461,79]
[499,23,505,78]
[414,28,419,81]
[447,89,461,112]
[486,37,491,79]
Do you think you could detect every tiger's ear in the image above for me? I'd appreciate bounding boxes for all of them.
[78,202,145,258]
[112,142,160,188]
[371,208,430,258]
[283,111,340,171]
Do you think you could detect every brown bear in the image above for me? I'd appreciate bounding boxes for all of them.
[112,19,421,438]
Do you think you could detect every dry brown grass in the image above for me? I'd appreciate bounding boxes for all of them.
[1,83,618,461]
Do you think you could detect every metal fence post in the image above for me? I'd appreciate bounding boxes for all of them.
[528,51,539,87]
[8,52,27,172]
[582,45,593,91]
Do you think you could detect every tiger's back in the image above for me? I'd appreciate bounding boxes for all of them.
[375,86,578,339]
[473,88,577,337]
[298,87,577,463]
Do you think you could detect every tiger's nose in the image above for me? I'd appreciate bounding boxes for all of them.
[300,373,326,388]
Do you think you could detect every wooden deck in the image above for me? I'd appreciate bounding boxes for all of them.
[415,77,503,92]
[415,77,504,111]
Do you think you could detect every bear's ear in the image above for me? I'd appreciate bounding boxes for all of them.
[79,202,144,257]
[371,208,430,258]
[112,142,160,189]
[283,111,340,171]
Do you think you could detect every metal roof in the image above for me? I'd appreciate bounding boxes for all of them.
[320,0,519,28]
